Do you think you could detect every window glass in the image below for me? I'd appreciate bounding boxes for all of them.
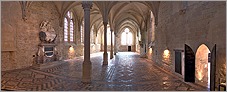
[64,18,68,42]
[121,28,133,45]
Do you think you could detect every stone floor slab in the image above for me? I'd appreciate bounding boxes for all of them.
[1,52,208,91]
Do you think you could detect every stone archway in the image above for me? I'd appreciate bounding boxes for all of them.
[195,44,211,88]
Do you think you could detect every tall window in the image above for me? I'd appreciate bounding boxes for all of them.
[64,18,68,42]
[70,20,73,42]
[91,26,94,44]
[64,11,74,42]
[121,28,133,45]
[81,21,84,43]
[150,11,155,42]
[107,27,114,45]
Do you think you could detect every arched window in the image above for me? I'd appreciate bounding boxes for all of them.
[64,11,74,42]
[121,28,133,45]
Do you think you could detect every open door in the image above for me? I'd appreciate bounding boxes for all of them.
[184,44,195,82]
[210,44,216,91]
[128,46,131,51]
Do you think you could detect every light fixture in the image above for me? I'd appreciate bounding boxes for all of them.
[149,48,153,54]
[163,47,170,60]
[69,45,74,51]
[164,49,169,55]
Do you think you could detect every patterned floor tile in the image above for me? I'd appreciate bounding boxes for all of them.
[1,52,208,91]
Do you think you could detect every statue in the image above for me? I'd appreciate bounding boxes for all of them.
[35,21,58,66]
[39,21,57,43]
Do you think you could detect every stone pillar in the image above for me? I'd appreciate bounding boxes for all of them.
[103,22,108,65]
[82,1,92,83]
[114,32,118,55]
[140,30,147,58]
[110,29,113,59]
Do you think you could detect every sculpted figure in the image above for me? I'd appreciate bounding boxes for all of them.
[39,21,57,43]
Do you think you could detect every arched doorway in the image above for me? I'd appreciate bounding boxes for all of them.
[195,44,211,88]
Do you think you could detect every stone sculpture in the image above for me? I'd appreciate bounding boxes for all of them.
[39,21,57,43]
[35,21,58,65]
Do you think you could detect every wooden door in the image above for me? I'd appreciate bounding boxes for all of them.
[184,44,195,82]
[210,44,216,91]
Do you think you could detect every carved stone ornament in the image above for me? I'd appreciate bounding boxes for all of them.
[39,21,57,43]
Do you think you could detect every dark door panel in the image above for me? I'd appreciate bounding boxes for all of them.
[210,44,216,91]
[175,51,182,74]
[184,44,195,82]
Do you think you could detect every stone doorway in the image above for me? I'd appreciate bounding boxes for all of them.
[184,44,216,91]
[195,44,211,88]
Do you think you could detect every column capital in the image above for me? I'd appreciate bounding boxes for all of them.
[82,1,93,9]
[114,31,118,35]
[103,22,108,26]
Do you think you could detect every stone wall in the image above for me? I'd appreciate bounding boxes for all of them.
[65,43,100,59]
[152,1,226,88]
[113,30,137,52]
[1,1,102,71]
[1,1,63,71]
[118,45,136,52]
[64,43,83,59]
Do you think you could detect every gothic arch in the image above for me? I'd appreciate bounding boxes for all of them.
[195,44,211,87]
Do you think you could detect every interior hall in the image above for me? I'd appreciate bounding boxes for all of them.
[1,1,226,91]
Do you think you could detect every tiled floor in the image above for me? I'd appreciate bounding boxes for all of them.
[1,52,208,91]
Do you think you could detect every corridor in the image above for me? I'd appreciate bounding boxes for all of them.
[1,52,207,91]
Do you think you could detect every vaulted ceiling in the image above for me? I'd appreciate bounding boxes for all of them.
[25,1,160,33]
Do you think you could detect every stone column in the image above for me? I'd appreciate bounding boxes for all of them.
[103,22,108,65]
[101,31,103,51]
[82,1,92,83]
[140,30,147,58]
[110,29,113,59]
[114,32,118,55]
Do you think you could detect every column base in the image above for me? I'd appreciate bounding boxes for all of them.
[82,79,92,84]
[110,51,113,59]
[82,61,92,83]
[140,53,148,58]
[110,56,113,59]
[114,52,118,55]
[103,52,108,65]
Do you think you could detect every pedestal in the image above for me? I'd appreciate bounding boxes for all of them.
[36,43,58,64]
